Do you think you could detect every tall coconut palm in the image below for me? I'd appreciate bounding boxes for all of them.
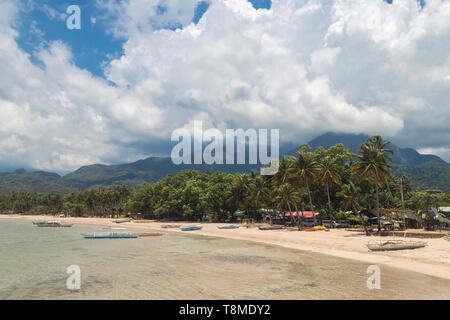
[271,155,294,187]
[318,156,341,218]
[351,136,393,232]
[275,183,301,226]
[290,147,321,225]
[249,175,271,223]
[337,181,369,235]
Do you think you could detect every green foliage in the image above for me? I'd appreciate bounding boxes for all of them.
[0,136,448,225]
[393,161,450,193]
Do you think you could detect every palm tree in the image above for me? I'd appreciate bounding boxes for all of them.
[249,175,271,223]
[275,183,301,226]
[337,181,369,235]
[226,174,252,219]
[318,156,341,218]
[290,147,321,225]
[351,136,393,232]
[271,155,293,187]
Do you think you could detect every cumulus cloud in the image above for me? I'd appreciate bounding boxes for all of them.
[0,0,449,172]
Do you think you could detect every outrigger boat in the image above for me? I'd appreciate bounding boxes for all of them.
[180,226,202,231]
[33,220,73,227]
[112,218,131,223]
[138,232,164,237]
[304,226,327,232]
[133,220,156,223]
[217,225,240,229]
[367,240,427,251]
[161,224,181,228]
[82,227,138,239]
[258,226,284,231]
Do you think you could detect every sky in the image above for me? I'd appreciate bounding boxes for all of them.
[0,0,449,173]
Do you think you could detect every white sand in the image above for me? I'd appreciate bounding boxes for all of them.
[3,215,450,280]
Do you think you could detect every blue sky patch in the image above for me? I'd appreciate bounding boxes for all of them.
[248,0,272,10]
[15,0,124,79]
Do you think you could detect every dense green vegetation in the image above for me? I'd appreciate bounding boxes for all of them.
[0,132,448,194]
[1,136,448,231]
[393,161,450,193]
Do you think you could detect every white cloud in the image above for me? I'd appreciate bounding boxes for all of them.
[0,0,449,173]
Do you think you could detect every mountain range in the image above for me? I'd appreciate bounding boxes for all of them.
[0,132,448,194]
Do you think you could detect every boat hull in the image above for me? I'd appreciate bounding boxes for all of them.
[217,226,240,229]
[368,245,426,251]
[138,233,164,237]
[258,226,283,230]
[180,227,202,231]
[37,224,73,227]
[367,240,427,251]
[83,235,138,239]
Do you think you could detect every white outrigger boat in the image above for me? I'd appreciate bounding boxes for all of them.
[33,220,73,227]
[367,239,427,251]
[82,227,138,239]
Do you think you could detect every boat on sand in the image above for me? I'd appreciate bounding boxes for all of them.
[133,220,156,223]
[180,226,202,231]
[112,219,131,223]
[304,226,327,231]
[258,226,284,231]
[217,225,240,229]
[138,232,164,237]
[367,239,427,251]
[161,224,181,228]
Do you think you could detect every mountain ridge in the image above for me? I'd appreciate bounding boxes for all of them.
[0,132,448,194]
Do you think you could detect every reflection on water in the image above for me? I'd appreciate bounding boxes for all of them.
[0,219,449,299]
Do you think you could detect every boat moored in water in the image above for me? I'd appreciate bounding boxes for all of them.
[82,227,137,239]
[82,233,138,239]
[33,220,73,227]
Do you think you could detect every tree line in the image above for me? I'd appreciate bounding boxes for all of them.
[1,136,448,232]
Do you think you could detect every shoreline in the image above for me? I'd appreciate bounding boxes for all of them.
[2,215,450,280]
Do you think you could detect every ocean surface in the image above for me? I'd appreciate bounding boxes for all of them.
[0,219,449,300]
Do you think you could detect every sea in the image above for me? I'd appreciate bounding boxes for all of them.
[0,218,449,299]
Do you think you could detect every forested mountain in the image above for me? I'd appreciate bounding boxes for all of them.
[0,133,448,194]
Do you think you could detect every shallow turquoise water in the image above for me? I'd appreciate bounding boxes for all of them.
[0,218,449,299]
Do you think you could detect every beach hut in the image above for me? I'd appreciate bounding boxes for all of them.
[260,209,281,224]
[284,211,319,218]
[402,212,418,229]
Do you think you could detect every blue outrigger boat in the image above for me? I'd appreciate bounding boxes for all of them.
[82,227,138,239]
[180,226,202,231]
[217,225,240,229]
[83,233,138,239]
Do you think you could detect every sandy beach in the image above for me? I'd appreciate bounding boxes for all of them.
[2,215,450,280]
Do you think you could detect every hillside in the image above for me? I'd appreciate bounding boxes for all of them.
[306,132,447,166]
[0,133,448,194]
[393,161,450,193]
[0,170,76,194]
